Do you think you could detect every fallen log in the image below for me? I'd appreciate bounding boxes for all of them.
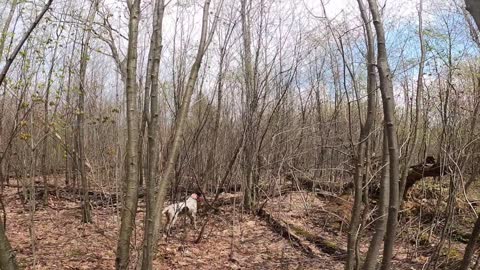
[257,208,315,256]
[284,171,348,194]
[257,208,347,260]
[342,156,451,200]
[18,185,120,207]
[403,157,450,197]
[288,223,347,259]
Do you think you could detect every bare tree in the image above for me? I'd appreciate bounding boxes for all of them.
[399,0,425,200]
[140,0,165,269]
[1,0,480,269]
[77,0,99,224]
[240,0,259,210]
[362,131,389,270]
[345,0,378,269]
[0,0,54,86]
[0,0,18,62]
[458,2,480,269]
[115,0,141,268]
[0,1,53,269]
[466,0,480,31]
[41,9,66,204]
[0,221,17,270]
[202,8,236,192]
[144,1,219,268]
[0,0,18,188]
[366,0,400,269]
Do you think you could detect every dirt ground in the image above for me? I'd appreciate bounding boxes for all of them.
[1,179,471,269]
[3,185,341,269]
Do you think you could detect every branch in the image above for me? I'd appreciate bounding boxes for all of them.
[0,0,54,87]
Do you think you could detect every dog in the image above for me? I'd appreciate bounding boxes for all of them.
[162,193,203,235]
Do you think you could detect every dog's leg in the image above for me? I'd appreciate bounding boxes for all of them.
[190,211,197,229]
[188,212,194,227]
[170,212,179,232]
[164,211,171,236]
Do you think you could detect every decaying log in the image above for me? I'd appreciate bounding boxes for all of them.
[403,157,450,197]
[366,157,450,199]
[284,171,347,193]
[286,156,451,201]
[21,188,119,207]
[257,208,347,259]
[17,184,125,207]
[257,208,315,256]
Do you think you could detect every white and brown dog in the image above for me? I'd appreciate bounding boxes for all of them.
[162,193,203,235]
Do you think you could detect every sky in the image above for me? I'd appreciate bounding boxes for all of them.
[1,0,476,108]
[302,0,420,21]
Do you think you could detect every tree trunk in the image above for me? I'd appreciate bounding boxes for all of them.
[65,39,76,187]
[362,131,389,270]
[346,1,377,269]
[241,0,258,210]
[140,1,165,269]
[0,1,53,269]
[0,0,53,86]
[0,0,18,63]
[366,1,400,269]
[203,25,233,192]
[459,213,480,270]
[466,0,480,31]
[115,0,141,269]
[77,0,98,224]
[399,0,425,200]
[144,1,215,268]
[0,220,17,270]
[41,26,62,204]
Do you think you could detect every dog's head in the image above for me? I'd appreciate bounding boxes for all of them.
[191,192,204,202]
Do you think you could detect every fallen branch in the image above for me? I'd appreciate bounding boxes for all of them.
[257,208,315,256]
[257,208,347,260]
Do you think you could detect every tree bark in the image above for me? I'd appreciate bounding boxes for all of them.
[362,131,389,270]
[0,0,53,87]
[459,212,480,270]
[466,0,480,31]
[0,1,53,269]
[144,1,216,268]
[203,21,235,192]
[366,1,400,269]
[0,0,18,62]
[115,0,141,269]
[241,0,258,210]
[0,220,17,270]
[140,1,165,269]
[41,24,63,204]
[345,0,378,269]
[77,0,98,224]
[0,0,18,190]
[399,0,425,200]
[459,6,480,267]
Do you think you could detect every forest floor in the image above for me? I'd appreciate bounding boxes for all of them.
[1,176,477,269]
